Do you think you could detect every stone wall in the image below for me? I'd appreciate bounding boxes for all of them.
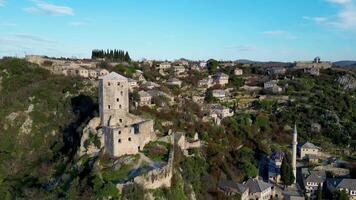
[133,148,174,189]
[295,61,332,69]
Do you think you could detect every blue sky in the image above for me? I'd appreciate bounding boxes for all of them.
[1,0,356,61]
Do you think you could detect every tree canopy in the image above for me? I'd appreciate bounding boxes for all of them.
[280,153,295,186]
[91,49,131,62]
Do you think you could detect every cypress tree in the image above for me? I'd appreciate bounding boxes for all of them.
[280,153,295,187]
[316,184,322,200]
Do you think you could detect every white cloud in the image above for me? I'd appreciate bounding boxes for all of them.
[262,30,299,39]
[304,0,356,30]
[303,16,328,23]
[0,0,5,6]
[24,1,73,16]
[327,0,352,4]
[224,45,258,51]
[69,21,88,27]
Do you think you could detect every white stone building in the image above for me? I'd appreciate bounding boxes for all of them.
[298,142,321,160]
[218,180,250,200]
[173,65,186,75]
[208,104,234,119]
[264,80,282,93]
[167,78,182,87]
[212,89,226,100]
[138,90,153,107]
[198,76,214,88]
[158,62,171,70]
[234,68,243,76]
[245,178,273,200]
[301,169,325,199]
[327,178,356,200]
[214,72,229,86]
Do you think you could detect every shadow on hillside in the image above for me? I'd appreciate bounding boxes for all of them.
[61,94,98,159]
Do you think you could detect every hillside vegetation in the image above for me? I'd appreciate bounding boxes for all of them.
[0,58,355,199]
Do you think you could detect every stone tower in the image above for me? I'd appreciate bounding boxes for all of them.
[292,124,298,183]
[99,72,129,127]
[99,72,155,157]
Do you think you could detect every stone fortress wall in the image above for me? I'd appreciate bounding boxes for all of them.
[25,55,108,79]
[133,146,174,189]
[295,61,332,69]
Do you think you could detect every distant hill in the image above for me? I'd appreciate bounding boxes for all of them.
[333,60,356,67]
[235,59,258,64]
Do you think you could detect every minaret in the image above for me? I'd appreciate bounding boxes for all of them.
[292,124,298,183]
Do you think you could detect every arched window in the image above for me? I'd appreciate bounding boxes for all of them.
[128,137,131,141]
[118,139,121,143]
[119,119,122,123]
[116,98,119,102]
[117,82,120,86]
[108,82,111,86]
[121,91,123,96]
[119,105,122,109]
[119,131,121,134]
[108,105,111,109]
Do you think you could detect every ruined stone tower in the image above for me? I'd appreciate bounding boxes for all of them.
[99,72,155,157]
[99,72,129,127]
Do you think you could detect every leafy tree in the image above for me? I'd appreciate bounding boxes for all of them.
[92,49,131,62]
[333,190,350,200]
[241,163,258,178]
[350,167,356,179]
[205,88,214,103]
[130,91,140,102]
[230,75,245,88]
[316,184,322,200]
[207,59,218,74]
[280,153,295,187]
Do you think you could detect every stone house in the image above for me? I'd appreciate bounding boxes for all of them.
[267,67,286,76]
[89,69,99,79]
[301,169,326,199]
[199,61,207,68]
[212,89,226,100]
[143,81,160,89]
[77,68,89,78]
[128,78,138,91]
[327,178,356,200]
[218,180,249,200]
[264,80,282,93]
[175,59,189,66]
[198,76,214,88]
[158,62,171,70]
[190,64,200,71]
[167,78,182,87]
[208,104,234,119]
[173,65,186,75]
[147,90,174,106]
[98,69,109,76]
[245,178,273,200]
[298,142,321,159]
[99,72,156,157]
[133,70,145,82]
[214,72,229,86]
[234,68,243,76]
[138,90,152,106]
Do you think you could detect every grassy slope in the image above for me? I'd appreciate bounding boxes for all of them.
[0,58,96,198]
